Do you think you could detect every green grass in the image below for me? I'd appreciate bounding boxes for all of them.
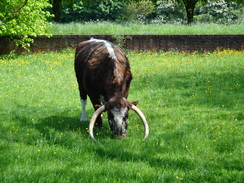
[46,21,244,35]
[0,49,243,182]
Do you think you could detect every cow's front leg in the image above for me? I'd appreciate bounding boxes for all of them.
[80,99,87,122]
[89,96,103,128]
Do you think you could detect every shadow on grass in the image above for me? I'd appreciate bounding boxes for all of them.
[8,105,85,132]
[4,103,93,142]
[36,115,110,138]
[36,115,87,133]
[5,102,116,145]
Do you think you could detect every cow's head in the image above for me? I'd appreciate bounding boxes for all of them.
[89,98,149,140]
[105,98,138,138]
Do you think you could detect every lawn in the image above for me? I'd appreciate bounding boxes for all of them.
[46,21,244,35]
[0,49,243,182]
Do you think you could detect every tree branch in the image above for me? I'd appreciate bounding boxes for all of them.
[14,0,29,14]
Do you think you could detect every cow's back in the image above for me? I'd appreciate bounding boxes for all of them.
[75,39,132,100]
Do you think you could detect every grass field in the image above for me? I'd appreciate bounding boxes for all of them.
[46,21,244,35]
[0,49,243,182]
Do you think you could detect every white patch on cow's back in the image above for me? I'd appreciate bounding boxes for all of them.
[113,63,123,82]
[89,38,117,59]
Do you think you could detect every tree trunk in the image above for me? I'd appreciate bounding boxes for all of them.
[186,4,194,24]
[182,0,198,24]
[52,0,62,22]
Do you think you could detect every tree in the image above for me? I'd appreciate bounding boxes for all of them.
[0,0,53,50]
[195,0,243,23]
[50,0,62,22]
[181,0,199,24]
[61,0,126,22]
[122,0,199,24]
[179,0,243,24]
[50,0,122,22]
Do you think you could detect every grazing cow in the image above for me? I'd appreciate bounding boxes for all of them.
[74,38,149,140]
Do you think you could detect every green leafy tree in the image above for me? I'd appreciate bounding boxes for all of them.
[179,0,244,24]
[50,0,125,22]
[61,0,125,22]
[49,0,62,22]
[49,0,244,24]
[195,0,243,24]
[181,0,199,24]
[0,0,53,50]
[154,0,185,23]
[122,0,155,21]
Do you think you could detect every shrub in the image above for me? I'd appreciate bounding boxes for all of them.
[195,0,244,24]
[121,0,155,22]
[152,0,185,24]
[61,0,126,22]
[194,14,213,23]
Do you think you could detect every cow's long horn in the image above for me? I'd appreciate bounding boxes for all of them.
[89,105,105,140]
[131,104,149,140]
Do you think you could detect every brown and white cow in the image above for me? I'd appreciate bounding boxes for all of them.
[74,38,149,140]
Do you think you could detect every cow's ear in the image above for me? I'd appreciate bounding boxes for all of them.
[95,104,102,109]
[131,101,139,106]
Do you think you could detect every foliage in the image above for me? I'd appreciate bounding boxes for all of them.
[111,34,132,48]
[47,0,244,24]
[195,0,244,24]
[0,50,243,182]
[121,0,155,22]
[60,0,126,22]
[0,0,53,50]
[153,0,244,24]
[153,0,186,24]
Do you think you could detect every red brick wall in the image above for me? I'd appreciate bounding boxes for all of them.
[0,34,243,54]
